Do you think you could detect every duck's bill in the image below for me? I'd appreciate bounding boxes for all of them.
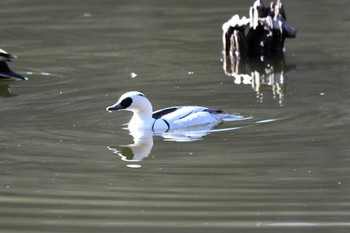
[106,104,123,112]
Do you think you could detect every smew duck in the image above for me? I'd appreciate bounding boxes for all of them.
[106,91,242,131]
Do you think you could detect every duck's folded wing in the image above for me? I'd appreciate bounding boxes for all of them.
[171,110,220,128]
[161,106,210,122]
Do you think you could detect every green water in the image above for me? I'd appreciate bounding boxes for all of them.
[0,0,349,232]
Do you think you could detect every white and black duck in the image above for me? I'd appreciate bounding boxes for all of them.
[106,91,243,131]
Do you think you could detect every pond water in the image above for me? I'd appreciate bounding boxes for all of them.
[1,0,350,232]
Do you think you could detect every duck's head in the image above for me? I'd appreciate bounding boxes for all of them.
[106,91,153,114]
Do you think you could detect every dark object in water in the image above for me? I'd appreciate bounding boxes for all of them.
[0,48,27,80]
[222,53,296,105]
[222,0,296,59]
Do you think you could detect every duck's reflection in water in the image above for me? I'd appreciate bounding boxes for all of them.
[223,55,295,105]
[108,129,154,165]
[108,119,246,168]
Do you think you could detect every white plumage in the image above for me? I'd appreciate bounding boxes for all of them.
[106,91,242,131]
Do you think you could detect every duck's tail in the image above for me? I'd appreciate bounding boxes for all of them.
[217,113,251,122]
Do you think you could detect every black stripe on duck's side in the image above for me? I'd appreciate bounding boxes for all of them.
[152,107,180,119]
[162,119,170,130]
[204,108,224,114]
[179,110,195,119]
[151,118,170,132]
[179,108,224,119]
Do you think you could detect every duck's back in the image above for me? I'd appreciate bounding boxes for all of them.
[152,107,180,119]
[154,106,223,128]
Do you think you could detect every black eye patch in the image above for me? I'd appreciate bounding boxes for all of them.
[120,97,133,108]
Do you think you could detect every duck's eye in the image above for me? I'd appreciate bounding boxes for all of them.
[120,97,133,109]
[137,93,145,97]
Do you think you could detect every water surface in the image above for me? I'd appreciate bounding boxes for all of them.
[0,0,350,232]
